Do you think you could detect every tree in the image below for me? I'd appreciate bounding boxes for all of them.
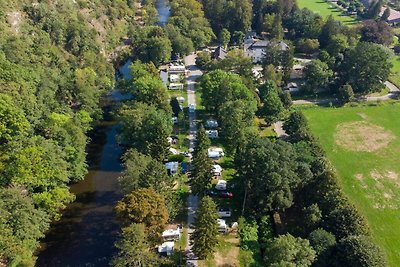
[296,39,320,54]
[262,64,283,86]
[271,14,283,40]
[237,217,259,251]
[381,7,391,21]
[219,99,257,154]
[338,42,391,93]
[215,49,254,78]
[0,188,50,266]
[165,24,194,57]
[191,126,213,195]
[117,102,172,161]
[286,9,324,39]
[325,34,348,58]
[319,15,343,48]
[219,28,231,48]
[192,196,219,259]
[323,204,370,240]
[264,234,316,267]
[303,59,333,93]
[283,111,312,143]
[115,188,169,244]
[338,84,355,102]
[200,70,255,116]
[303,203,322,230]
[333,235,386,267]
[279,90,292,109]
[111,223,160,267]
[367,0,382,19]
[195,51,212,70]
[309,228,336,267]
[259,81,285,124]
[0,93,30,145]
[360,20,393,46]
[232,31,245,46]
[236,137,304,212]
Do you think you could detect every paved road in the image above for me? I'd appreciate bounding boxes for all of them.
[273,121,288,139]
[184,53,202,267]
[293,81,399,105]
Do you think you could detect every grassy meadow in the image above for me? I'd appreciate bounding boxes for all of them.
[389,56,400,88]
[297,0,359,25]
[302,102,400,266]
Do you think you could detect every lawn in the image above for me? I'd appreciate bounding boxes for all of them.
[389,56,400,88]
[297,0,359,25]
[302,102,400,266]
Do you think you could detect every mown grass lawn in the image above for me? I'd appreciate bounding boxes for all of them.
[297,0,359,25]
[301,102,400,266]
[389,56,400,88]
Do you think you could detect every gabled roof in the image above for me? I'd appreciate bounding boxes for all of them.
[213,46,227,60]
[247,39,289,51]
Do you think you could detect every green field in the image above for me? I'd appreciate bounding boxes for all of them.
[302,103,400,266]
[297,0,359,25]
[389,56,400,88]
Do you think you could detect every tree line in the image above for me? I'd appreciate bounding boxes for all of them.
[0,0,141,264]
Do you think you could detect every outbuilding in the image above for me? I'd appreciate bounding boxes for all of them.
[169,83,184,90]
[158,241,175,256]
[206,130,219,139]
[205,119,219,129]
[165,161,179,175]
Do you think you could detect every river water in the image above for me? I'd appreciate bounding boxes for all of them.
[36,62,129,267]
[37,0,170,265]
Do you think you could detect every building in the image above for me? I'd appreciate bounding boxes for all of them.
[162,227,182,241]
[168,63,186,74]
[380,7,400,24]
[244,39,289,63]
[212,46,227,60]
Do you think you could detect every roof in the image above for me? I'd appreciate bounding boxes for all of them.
[213,46,227,60]
[380,7,400,23]
[165,161,179,170]
[247,40,289,51]
[158,242,174,253]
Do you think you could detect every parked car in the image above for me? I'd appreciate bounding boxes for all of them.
[188,104,195,112]
[207,190,233,198]
[215,180,227,190]
[219,191,233,198]
[218,207,231,218]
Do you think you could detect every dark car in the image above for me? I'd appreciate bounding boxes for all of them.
[218,191,233,198]
[207,190,233,198]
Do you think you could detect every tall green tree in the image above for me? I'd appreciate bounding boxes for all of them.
[264,234,316,267]
[338,42,391,93]
[303,59,333,93]
[111,223,160,267]
[333,235,386,267]
[259,81,285,124]
[115,188,169,244]
[191,126,213,195]
[219,28,231,48]
[117,102,172,161]
[192,196,219,259]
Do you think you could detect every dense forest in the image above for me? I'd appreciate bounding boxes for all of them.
[0,0,138,265]
[0,0,396,265]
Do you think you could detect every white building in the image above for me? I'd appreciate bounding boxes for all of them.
[244,39,289,64]
[168,64,186,74]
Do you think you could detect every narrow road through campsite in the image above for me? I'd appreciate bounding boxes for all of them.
[184,53,202,267]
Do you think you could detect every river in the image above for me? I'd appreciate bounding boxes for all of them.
[36,0,170,265]
[36,61,129,267]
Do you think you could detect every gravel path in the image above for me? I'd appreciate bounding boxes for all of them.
[184,53,202,267]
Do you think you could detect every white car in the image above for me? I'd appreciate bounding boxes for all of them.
[218,207,231,218]
[215,180,227,191]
